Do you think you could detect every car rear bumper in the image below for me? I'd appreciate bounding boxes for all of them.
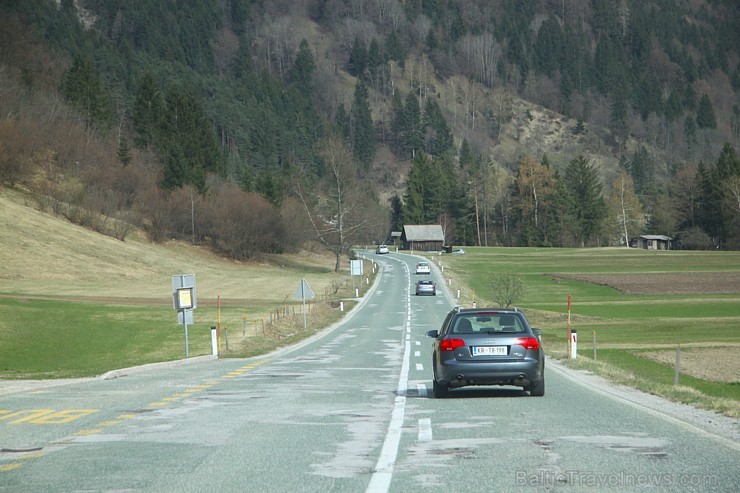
[435,358,543,387]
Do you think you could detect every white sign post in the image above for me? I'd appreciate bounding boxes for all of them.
[293,278,316,331]
[172,274,197,358]
[350,259,363,295]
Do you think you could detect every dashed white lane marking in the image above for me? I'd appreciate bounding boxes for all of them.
[416,383,427,398]
[418,418,433,441]
[415,363,423,371]
[414,350,420,357]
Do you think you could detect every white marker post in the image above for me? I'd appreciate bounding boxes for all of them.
[210,326,218,356]
[570,329,578,359]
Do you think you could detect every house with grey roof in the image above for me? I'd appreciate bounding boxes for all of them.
[402,224,445,251]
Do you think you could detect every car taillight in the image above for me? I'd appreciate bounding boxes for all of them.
[440,338,465,351]
[515,337,540,350]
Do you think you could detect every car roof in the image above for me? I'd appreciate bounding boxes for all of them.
[453,307,519,314]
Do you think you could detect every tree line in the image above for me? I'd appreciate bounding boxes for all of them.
[400,142,740,248]
[0,0,738,259]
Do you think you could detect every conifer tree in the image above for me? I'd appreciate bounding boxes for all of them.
[290,39,315,95]
[132,71,164,149]
[402,91,423,159]
[564,155,607,246]
[62,54,114,128]
[351,81,375,168]
[348,36,367,77]
[696,94,717,129]
[423,98,454,157]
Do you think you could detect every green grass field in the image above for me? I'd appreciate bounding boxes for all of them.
[435,246,740,416]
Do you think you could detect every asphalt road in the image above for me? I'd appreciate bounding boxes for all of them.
[1,252,738,492]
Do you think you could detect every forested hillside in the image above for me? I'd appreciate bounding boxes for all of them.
[0,0,738,255]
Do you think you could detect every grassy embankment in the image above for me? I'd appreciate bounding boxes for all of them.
[0,187,375,378]
[432,247,740,417]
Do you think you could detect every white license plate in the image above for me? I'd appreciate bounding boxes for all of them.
[472,346,507,356]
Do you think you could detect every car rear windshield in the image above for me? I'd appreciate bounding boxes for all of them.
[451,314,525,334]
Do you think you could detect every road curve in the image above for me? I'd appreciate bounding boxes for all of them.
[0,251,737,492]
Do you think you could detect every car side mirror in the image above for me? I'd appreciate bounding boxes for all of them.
[532,328,542,339]
[425,330,439,338]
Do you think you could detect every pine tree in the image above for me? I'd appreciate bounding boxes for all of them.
[684,116,697,149]
[695,160,719,242]
[389,91,405,153]
[564,155,607,246]
[402,91,423,159]
[61,54,114,129]
[348,36,367,77]
[423,98,453,157]
[132,71,164,149]
[117,135,132,166]
[534,15,562,77]
[161,84,224,192]
[335,103,350,143]
[696,94,717,129]
[630,146,654,195]
[290,39,315,95]
[351,81,375,168]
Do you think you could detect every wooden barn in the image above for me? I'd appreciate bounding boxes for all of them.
[633,235,672,250]
[402,224,445,251]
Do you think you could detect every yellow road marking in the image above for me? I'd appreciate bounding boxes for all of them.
[19,453,46,460]
[97,420,121,427]
[74,429,102,436]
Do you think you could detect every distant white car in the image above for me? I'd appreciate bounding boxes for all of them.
[376,244,389,254]
[415,261,431,274]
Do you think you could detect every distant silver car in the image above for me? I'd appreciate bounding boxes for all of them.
[376,244,389,254]
[415,279,436,296]
[415,261,431,274]
[426,307,545,398]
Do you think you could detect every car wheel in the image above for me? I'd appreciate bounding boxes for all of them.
[527,377,545,397]
[432,378,448,398]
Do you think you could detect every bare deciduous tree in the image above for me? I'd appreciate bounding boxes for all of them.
[488,273,525,308]
[296,137,372,272]
[606,170,644,246]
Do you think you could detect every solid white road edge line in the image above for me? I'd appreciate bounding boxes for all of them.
[366,262,413,493]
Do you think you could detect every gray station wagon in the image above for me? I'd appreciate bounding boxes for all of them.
[426,307,545,397]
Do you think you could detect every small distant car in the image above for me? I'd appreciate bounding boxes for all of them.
[415,261,431,274]
[450,248,465,254]
[425,307,545,398]
[415,279,436,296]
[376,244,389,254]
